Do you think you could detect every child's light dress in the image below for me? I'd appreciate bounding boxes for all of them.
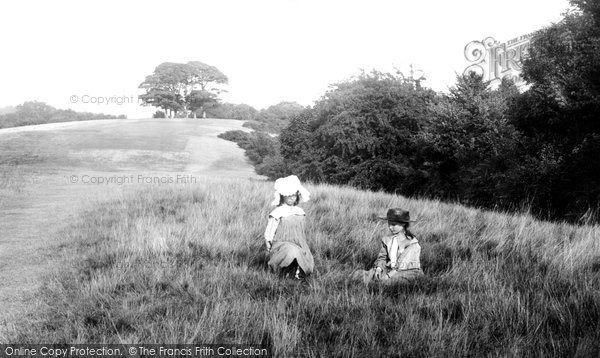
[265,205,314,275]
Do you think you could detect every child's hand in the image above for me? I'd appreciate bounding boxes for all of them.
[374,267,383,280]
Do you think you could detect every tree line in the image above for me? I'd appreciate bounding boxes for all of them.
[223,0,600,223]
[0,101,125,129]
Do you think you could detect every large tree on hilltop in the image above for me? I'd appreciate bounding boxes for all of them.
[139,61,228,118]
[186,61,228,93]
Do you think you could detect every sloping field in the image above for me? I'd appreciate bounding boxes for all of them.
[1,119,599,356]
[0,118,264,337]
[4,177,600,356]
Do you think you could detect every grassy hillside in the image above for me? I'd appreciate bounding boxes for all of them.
[7,177,599,356]
[0,118,262,334]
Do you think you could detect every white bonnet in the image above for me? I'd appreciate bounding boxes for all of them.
[270,175,311,206]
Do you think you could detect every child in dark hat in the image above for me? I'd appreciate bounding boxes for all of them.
[352,208,424,284]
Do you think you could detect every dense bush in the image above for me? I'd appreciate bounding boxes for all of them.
[414,74,526,207]
[268,0,600,223]
[217,0,599,222]
[506,0,600,221]
[217,130,250,144]
[276,71,532,209]
[153,110,166,118]
[216,102,306,179]
[280,71,437,190]
[243,101,305,134]
[218,130,290,179]
[204,102,258,121]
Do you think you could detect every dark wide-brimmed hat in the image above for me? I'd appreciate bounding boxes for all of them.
[377,208,416,223]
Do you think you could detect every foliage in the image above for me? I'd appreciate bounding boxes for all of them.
[152,110,166,118]
[268,1,600,222]
[415,74,525,207]
[0,101,125,129]
[255,153,289,179]
[280,71,437,191]
[508,0,600,220]
[205,103,258,120]
[216,101,304,178]
[255,101,305,122]
[244,101,305,134]
[242,132,280,166]
[138,61,228,118]
[218,130,290,179]
[219,0,600,222]
[188,90,218,117]
[218,130,251,144]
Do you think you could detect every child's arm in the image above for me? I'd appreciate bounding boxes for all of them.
[388,236,399,269]
[264,216,279,251]
[373,240,389,272]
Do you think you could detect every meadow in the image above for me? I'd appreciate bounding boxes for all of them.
[6,176,599,357]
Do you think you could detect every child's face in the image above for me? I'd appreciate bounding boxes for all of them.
[283,194,297,206]
[388,221,405,235]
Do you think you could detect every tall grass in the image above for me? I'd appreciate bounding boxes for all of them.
[8,177,600,356]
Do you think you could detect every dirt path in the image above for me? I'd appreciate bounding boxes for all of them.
[0,118,264,340]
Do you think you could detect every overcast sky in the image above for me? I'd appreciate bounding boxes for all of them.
[0,0,570,118]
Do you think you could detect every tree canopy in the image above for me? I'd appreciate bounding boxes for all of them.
[271,0,600,223]
[218,0,600,223]
[279,71,437,190]
[139,61,228,118]
[508,0,600,220]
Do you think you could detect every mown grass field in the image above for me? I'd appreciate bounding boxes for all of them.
[6,177,599,357]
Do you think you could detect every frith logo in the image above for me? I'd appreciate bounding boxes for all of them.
[463,33,535,87]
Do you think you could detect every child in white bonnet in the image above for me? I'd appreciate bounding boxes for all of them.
[264,175,314,279]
